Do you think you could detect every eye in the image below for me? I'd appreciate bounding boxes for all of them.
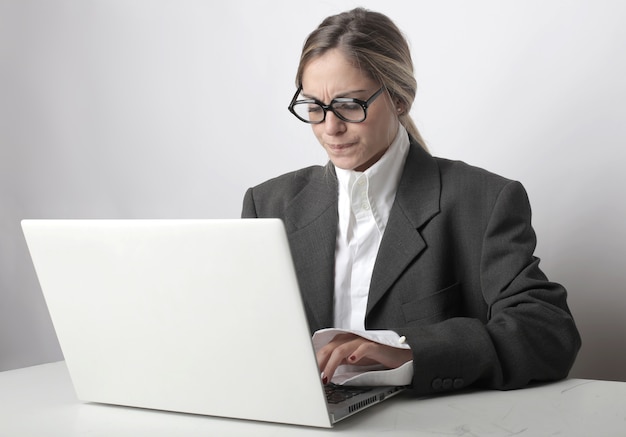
[334,102,361,111]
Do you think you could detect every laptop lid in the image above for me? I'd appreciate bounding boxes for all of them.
[22,219,403,428]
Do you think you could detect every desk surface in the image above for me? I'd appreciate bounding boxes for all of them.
[1,361,625,436]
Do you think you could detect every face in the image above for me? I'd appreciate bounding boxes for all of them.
[300,49,399,172]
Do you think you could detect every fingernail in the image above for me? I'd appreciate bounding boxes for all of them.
[322,376,328,385]
[349,355,356,362]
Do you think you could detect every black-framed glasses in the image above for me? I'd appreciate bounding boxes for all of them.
[288,86,385,124]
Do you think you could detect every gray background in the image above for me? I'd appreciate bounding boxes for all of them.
[1,0,625,381]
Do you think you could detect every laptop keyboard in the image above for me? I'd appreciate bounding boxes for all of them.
[324,383,373,404]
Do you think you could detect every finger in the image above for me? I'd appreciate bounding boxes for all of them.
[316,345,332,373]
[349,342,413,369]
[345,340,376,365]
[321,339,363,383]
[316,333,359,373]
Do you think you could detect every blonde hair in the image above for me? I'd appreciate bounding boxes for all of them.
[295,8,427,152]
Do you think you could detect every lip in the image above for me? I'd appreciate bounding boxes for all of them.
[327,142,357,151]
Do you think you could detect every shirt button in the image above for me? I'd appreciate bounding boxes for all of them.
[362,203,370,210]
[453,378,464,389]
[442,378,453,390]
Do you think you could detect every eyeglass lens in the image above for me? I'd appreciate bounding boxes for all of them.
[291,100,365,123]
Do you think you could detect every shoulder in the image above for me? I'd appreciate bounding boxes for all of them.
[434,156,511,187]
[433,156,521,199]
[243,164,337,218]
[431,157,531,224]
[404,141,514,196]
[249,164,333,197]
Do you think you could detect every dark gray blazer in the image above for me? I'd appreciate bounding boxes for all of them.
[242,139,580,395]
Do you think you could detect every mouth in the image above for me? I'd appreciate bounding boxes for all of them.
[327,142,357,151]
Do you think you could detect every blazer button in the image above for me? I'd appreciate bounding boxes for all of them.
[453,378,464,389]
[442,378,453,390]
[431,378,443,390]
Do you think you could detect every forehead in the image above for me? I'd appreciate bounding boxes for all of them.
[301,48,375,94]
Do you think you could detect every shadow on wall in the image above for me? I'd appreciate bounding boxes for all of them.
[568,295,626,382]
[552,211,626,382]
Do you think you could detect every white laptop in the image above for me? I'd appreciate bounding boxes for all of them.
[22,219,406,428]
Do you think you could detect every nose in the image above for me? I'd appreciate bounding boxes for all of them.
[324,110,346,136]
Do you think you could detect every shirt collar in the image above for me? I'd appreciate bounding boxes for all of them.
[335,124,410,233]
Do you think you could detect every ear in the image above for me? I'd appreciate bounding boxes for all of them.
[396,100,406,116]
[387,90,405,115]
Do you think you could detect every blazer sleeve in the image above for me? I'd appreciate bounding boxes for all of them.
[400,181,581,394]
[241,188,258,218]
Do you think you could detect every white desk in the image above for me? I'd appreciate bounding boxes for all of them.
[1,361,625,436]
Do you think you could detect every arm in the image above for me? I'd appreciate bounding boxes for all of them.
[241,188,258,218]
[401,181,580,394]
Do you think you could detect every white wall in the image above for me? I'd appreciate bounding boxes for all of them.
[1,0,625,380]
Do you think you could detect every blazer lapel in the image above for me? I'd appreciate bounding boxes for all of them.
[282,165,338,331]
[279,145,440,329]
[366,143,441,315]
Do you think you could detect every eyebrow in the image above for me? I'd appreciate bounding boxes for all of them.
[301,89,369,101]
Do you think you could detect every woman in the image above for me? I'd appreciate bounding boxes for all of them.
[242,8,580,395]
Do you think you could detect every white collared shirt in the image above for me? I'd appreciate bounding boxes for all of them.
[333,125,410,330]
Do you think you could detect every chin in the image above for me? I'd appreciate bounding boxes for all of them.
[330,159,360,171]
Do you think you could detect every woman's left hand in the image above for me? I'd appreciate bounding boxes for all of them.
[316,333,412,384]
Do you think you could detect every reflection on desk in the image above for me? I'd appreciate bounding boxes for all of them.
[1,361,625,436]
